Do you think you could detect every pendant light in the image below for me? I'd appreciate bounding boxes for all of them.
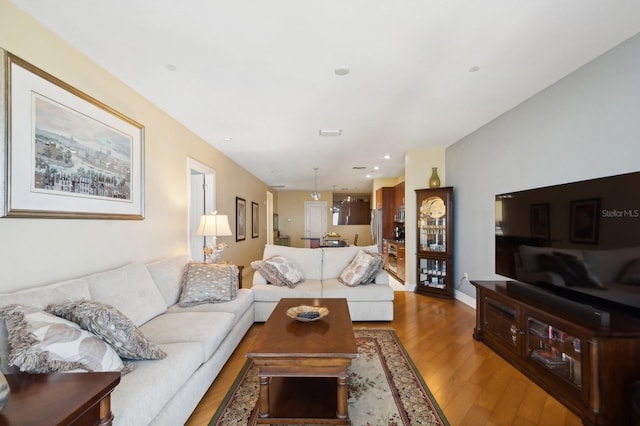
[311,168,320,200]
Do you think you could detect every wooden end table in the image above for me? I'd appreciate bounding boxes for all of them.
[246,298,358,424]
[1,371,120,425]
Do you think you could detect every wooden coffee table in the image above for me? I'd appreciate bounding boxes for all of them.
[246,298,358,424]
[2,371,120,425]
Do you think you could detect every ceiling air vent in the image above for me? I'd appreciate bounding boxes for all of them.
[319,129,342,137]
[352,166,366,170]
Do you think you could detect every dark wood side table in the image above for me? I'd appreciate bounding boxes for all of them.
[1,372,120,425]
[237,265,244,288]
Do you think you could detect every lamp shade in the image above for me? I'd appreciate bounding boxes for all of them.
[196,214,232,237]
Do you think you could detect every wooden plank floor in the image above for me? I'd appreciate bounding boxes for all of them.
[185,291,582,425]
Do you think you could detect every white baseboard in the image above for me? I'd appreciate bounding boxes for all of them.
[455,290,476,308]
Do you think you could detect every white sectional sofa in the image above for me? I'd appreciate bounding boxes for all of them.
[0,255,254,426]
[0,245,394,425]
[252,244,394,321]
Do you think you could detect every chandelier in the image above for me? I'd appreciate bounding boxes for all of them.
[310,168,320,200]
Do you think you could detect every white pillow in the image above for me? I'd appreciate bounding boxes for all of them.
[0,305,125,374]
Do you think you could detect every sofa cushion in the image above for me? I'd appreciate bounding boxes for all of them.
[338,250,384,286]
[538,252,604,288]
[0,305,124,374]
[620,258,640,285]
[146,255,190,307]
[86,262,167,327]
[251,256,304,288]
[167,288,253,314]
[179,263,238,307]
[46,300,166,360]
[140,312,235,360]
[111,341,204,426]
[252,280,323,302]
[322,279,395,301]
[262,245,323,280]
[322,245,378,279]
[583,247,640,283]
[519,245,584,272]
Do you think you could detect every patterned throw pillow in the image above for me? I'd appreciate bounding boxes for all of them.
[179,263,239,307]
[339,250,385,287]
[0,304,125,374]
[251,256,305,288]
[46,300,166,360]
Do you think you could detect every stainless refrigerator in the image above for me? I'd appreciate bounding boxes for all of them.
[370,208,383,253]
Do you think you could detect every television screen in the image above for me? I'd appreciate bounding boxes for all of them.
[495,171,640,316]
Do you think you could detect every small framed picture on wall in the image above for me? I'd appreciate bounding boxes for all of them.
[252,202,259,238]
[236,197,246,241]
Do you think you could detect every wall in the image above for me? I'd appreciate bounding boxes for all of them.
[0,1,270,291]
[447,33,640,300]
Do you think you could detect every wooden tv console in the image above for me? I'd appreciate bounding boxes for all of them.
[472,281,640,426]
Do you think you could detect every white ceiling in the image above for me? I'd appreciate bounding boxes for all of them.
[11,1,640,193]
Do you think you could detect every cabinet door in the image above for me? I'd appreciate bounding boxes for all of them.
[481,293,524,357]
[526,315,583,389]
[416,187,453,256]
[397,245,406,281]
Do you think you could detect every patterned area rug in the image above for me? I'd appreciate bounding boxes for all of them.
[210,329,449,426]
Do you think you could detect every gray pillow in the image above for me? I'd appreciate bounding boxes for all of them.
[338,250,385,287]
[46,299,166,360]
[0,304,126,374]
[251,256,305,288]
[179,263,238,307]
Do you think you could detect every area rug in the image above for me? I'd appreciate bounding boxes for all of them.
[210,328,449,425]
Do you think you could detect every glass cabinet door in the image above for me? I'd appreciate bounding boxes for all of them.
[527,317,582,388]
[418,196,447,253]
[418,257,448,289]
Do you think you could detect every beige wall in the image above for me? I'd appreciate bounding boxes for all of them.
[276,191,372,248]
[0,1,269,291]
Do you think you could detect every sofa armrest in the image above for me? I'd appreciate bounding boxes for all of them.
[252,270,268,285]
[372,270,389,284]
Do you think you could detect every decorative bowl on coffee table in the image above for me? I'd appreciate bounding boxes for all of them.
[286,305,329,322]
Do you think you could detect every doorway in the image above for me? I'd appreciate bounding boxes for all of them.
[187,158,215,261]
[304,201,327,247]
[266,191,274,244]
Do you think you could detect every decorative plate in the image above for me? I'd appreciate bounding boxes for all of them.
[422,197,446,219]
[286,305,329,322]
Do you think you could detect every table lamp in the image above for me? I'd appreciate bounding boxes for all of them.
[196,212,233,263]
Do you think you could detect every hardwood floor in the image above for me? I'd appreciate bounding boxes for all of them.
[185,292,582,425]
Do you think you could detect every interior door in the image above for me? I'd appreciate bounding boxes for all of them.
[188,158,215,261]
[304,201,327,246]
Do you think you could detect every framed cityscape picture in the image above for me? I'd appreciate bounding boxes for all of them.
[2,51,145,219]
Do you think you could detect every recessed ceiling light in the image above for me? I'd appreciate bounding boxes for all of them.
[468,65,480,73]
[165,64,177,71]
[334,67,350,76]
[383,154,391,160]
[319,129,342,137]
[223,137,232,142]
[366,174,372,178]
[373,166,380,171]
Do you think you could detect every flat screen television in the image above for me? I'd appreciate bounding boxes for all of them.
[495,171,640,317]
